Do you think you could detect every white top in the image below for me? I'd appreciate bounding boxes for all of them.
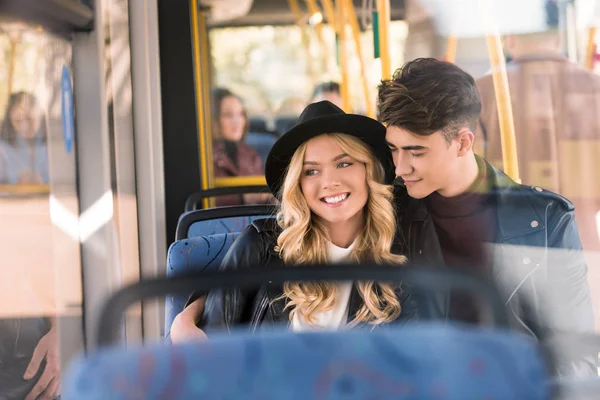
[291,241,354,332]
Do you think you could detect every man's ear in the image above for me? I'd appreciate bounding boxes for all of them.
[456,128,475,156]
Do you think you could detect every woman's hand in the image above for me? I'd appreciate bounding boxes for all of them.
[170,313,208,343]
[170,296,208,343]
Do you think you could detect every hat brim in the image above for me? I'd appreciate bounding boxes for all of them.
[265,114,395,196]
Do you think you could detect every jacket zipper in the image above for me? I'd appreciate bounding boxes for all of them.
[224,291,232,333]
[407,221,413,259]
[251,295,269,332]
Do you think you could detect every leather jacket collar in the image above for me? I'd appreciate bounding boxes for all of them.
[396,156,551,243]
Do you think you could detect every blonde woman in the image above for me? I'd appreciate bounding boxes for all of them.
[171,101,415,341]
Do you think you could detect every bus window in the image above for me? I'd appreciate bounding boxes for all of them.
[0,21,83,400]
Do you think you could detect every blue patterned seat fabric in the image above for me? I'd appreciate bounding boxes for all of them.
[164,233,239,342]
[186,215,269,238]
[64,323,551,400]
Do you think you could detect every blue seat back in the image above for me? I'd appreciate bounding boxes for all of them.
[245,132,277,164]
[248,117,269,133]
[164,233,238,341]
[274,116,297,136]
[64,323,551,400]
[186,214,268,238]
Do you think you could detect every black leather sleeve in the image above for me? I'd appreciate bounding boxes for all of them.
[203,224,268,333]
[543,205,597,376]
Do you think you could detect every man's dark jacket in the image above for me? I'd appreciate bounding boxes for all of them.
[394,156,596,376]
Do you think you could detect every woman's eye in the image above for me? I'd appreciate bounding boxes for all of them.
[337,162,352,168]
[304,169,318,176]
[411,153,424,158]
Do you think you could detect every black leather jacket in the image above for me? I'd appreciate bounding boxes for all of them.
[201,218,417,333]
[394,157,596,376]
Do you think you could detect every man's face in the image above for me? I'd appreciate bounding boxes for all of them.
[386,125,463,199]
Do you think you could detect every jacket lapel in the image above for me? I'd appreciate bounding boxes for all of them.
[483,157,545,241]
[395,158,548,317]
[478,158,548,306]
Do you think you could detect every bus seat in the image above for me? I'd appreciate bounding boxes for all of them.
[164,233,239,342]
[64,323,551,400]
[176,206,275,240]
[245,131,277,163]
[274,116,297,136]
[248,117,269,133]
[185,215,269,238]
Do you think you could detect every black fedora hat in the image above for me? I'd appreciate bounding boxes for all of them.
[265,101,395,196]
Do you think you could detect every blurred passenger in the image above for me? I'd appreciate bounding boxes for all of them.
[378,57,596,376]
[171,101,415,341]
[211,88,271,205]
[476,28,600,254]
[0,92,48,184]
[0,317,60,400]
[311,81,342,109]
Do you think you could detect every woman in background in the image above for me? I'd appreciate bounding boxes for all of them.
[211,87,271,205]
[0,92,48,185]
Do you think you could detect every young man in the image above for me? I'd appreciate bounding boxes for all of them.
[377,58,596,376]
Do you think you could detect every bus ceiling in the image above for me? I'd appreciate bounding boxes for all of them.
[201,0,406,28]
[0,0,93,36]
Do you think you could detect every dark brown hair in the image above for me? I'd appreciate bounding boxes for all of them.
[377,58,481,142]
[0,91,47,147]
[210,87,248,140]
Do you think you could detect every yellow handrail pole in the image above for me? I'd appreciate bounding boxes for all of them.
[306,0,329,74]
[486,36,520,181]
[191,1,214,208]
[321,0,339,82]
[480,0,520,182]
[444,35,458,63]
[288,0,318,82]
[8,37,18,95]
[197,7,216,207]
[585,27,597,70]
[375,0,391,80]
[287,0,303,21]
[320,0,337,33]
[336,0,352,112]
[343,0,375,118]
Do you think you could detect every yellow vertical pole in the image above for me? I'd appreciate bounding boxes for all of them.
[376,0,391,80]
[479,0,519,182]
[8,38,18,95]
[585,27,597,70]
[191,1,214,208]
[288,0,318,82]
[306,0,329,74]
[287,0,303,18]
[444,36,458,63]
[321,0,339,81]
[320,0,337,31]
[343,0,375,118]
[197,8,216,207]
[336,0,352,112]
